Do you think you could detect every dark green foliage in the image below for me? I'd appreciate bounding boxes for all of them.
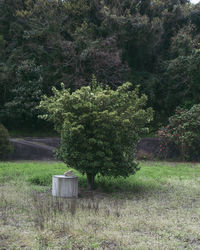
[0,124,12,160]
[0,0,200,129]
[158,104,200,161]
[38,79,153,188]
[5,60,43,126]
[164,49,200,114]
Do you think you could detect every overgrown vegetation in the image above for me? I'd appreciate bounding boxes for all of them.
[159,104,200,161]
[1,0,200,130]
[0,161,200,249]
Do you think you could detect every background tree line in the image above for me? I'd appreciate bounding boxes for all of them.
[0,0,200,131]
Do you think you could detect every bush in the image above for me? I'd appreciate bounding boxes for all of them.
[0,124,12,160]
[158,104,200,161]
[38,78,153,189]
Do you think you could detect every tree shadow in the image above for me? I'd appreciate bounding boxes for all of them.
[77,175,162,200]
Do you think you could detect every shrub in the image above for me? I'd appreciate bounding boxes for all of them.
[0,124,12,160]
[38,78,154,189]
[158,104,200,161]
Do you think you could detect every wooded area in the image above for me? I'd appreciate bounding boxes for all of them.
[0,0,200,130]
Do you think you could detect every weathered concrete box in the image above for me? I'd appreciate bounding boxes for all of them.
[52,175,78,198]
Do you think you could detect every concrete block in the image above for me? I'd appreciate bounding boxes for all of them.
[52,175,78,198]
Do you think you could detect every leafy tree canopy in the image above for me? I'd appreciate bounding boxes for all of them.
[38,78,153,188]
[0,0,200,129]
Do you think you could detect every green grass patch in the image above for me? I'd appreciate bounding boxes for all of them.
[0,161,199,192]
[0,162,76,186]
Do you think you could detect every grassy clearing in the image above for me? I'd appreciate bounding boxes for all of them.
[0,161,200,249]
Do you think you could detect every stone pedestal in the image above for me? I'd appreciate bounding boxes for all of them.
[52,175,78,198]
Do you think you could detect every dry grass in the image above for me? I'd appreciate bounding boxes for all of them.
[0,162,200,249]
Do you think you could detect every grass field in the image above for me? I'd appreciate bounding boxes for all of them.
[0,161,200,249]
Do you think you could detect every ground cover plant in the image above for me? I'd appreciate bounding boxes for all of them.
[0,161,200,249]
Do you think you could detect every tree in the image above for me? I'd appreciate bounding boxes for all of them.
[38,78,153,189]
[5,59,43,127]
[163,49,200,116]
[0,0,198,130]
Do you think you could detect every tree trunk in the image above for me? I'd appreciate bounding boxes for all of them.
[86,173,96,190]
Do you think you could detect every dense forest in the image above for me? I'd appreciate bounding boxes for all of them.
[0,0,200,131]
